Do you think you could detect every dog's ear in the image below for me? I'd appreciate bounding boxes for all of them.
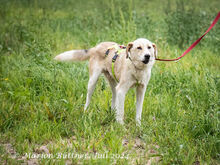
[126,42,133,58]
[152,43,157,58]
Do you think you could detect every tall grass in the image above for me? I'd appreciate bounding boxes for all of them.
[0,0,219,164]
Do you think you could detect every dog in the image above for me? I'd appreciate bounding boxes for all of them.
[54,38,157,125]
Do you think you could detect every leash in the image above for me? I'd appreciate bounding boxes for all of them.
[105,12,220,82]
[156,12,220,62]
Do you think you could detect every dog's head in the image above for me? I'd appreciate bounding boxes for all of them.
[126,38,157,68]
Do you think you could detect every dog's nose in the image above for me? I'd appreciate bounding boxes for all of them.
[142,54,150,64]
[144,54,150,60]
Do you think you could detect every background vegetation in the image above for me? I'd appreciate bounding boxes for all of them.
[0,0,219,164]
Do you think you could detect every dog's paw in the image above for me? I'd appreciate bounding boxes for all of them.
[116,118,124,125]
[136,119,141,126]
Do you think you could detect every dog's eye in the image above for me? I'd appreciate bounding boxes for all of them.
[148,46,151,49]
[137,46,142,50]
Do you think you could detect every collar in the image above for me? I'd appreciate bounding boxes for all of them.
[127,57,142,86]
[128,56,143,71]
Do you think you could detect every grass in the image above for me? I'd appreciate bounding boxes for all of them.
[0,0,219,164]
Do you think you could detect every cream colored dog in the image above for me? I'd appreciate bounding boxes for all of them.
[54,38,157,125]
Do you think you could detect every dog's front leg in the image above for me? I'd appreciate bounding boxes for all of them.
[136,84,147,125]
[115,83,130,124]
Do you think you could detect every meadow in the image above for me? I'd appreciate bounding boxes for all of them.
[0,0,219,164]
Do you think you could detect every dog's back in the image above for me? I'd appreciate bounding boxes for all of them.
[54,42,116,62]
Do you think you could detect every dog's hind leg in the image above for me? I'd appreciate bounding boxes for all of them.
[104,72,117,109]
[84,66,102,110]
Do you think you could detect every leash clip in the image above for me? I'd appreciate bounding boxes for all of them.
[112,52,118,62]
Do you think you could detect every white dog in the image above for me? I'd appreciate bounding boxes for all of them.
[54,38,157,125]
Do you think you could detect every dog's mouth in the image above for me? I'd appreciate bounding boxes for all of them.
[142,56,150,64]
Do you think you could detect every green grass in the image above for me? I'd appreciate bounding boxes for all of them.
[0,0,219,164]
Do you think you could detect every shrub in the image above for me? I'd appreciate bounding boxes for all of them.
[165,1,220,53]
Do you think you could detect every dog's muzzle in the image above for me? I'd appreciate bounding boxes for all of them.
[142,54,150,64]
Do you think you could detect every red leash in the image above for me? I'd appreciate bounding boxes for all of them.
[156,12,220,62]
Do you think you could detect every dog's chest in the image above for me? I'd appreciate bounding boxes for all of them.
[132,69,151,85]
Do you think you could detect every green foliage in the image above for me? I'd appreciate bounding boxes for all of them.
[0,0,219,164]
[165,0,220,52]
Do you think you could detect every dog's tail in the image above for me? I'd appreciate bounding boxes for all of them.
[54,49,90,62]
